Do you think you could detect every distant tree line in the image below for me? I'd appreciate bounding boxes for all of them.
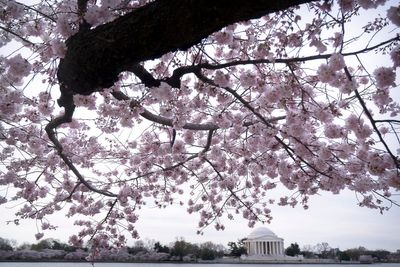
[0,237,227,262]
[1,237,399,263]
[286,242,400,263]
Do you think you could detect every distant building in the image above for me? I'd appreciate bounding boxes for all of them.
[241,226,303,262]
[243,227,285,257]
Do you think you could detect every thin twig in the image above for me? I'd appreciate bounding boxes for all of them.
[0,26,34,46]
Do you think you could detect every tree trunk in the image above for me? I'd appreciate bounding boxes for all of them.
[57,0,313,96]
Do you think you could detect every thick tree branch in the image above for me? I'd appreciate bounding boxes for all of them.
[57,0,314,96]
[111,91,285,130]
[45,88,117,198]
[129,35,399,91]
[128,64,162,88]
[77,0,91,30]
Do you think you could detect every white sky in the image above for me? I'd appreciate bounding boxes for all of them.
[134,190,400,251]
[0,188,399,251]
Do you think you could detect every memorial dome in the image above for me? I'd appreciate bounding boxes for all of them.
[247,227,278,240]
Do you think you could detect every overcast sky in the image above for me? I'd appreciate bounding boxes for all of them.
[0,188,399,251]
[135,190,400,251]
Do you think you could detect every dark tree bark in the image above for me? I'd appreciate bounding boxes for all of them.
[57,0,314,98]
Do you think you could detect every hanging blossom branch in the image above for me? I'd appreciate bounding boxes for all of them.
[10,0,56,22]
[89,199,118,242]
[124,36,400,109]
[203,158,267,224]
[43,2,117,199]
[128,35,400,89]
[0,25,34,46]
[45,86,117,198]
[111,90,285,131]
[193,69,337,182]
[111,90,217,182]
[375,120,400,149]
[116,130,215,184]
[372,190,400,208]
[343,67,400,170]
[161,128,215,173]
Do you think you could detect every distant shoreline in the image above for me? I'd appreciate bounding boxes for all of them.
[1,259,399,264]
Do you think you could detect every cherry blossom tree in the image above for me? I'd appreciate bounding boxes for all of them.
[0,0,399,254]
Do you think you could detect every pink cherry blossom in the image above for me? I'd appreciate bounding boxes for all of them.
[213,30,234,45]
[338,0,356,12]
[373,67,396,88]
[4,1,24,19]
[328,53,346,71]
[35,233,44,240]
[387,5,400,26]
[151,82,173,101]
[390,44,400,67]
[317,64,337,83]
[357,0,386,9]
[5,54,32,83]
[324,123,344,139]
[214,70,231,87]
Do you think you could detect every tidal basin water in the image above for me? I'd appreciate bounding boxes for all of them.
[1,263,400,267]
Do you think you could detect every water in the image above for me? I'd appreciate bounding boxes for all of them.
[0,263,399,267]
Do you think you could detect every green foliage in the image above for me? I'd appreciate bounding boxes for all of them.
[0,237,14,251]
[228,240,247,257]
[171,238,198,260]
[127,240,148,254]
[0,235,397,263]
[369,249,391,261]
[300,245,315,259]
[199,246,216,260]
[341,247,391,262]
[198,241,225,260]
[30,238,75,251]
[17,243,31,250]
[154,241,170,253]
[344,246,367,261]
[170,239,224,261]
[338,250,351,261]
[285,243,301,256]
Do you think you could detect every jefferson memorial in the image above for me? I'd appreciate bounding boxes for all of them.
[243,227,284,257]
[241,226,302,261]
